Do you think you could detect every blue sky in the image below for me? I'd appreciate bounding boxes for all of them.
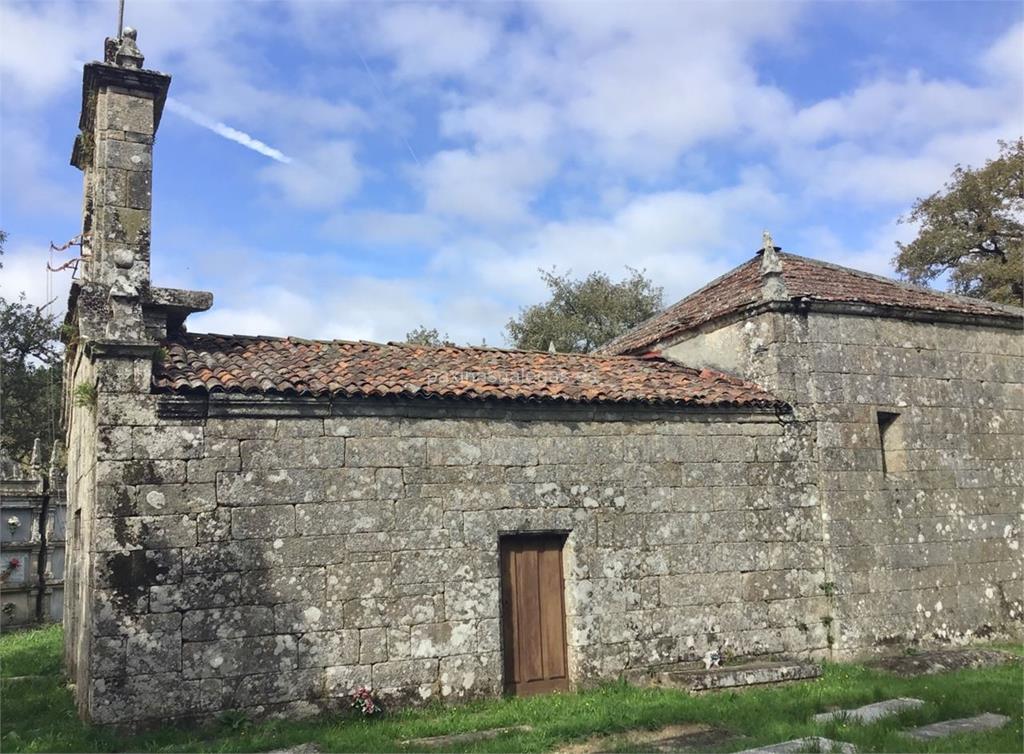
[1,0,1021,345]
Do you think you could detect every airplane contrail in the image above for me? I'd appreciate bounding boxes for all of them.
[165,98,293,164]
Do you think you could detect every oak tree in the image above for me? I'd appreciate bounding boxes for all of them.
[506,268,663,353]
[0,232,63,463]
[896,138,1023,305]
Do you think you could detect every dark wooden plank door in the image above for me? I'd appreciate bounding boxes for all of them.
[500,534,569,695]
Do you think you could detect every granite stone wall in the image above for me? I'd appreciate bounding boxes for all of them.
[802,313,1022,653]
[661,308,1023,655]
[68,370,829,725]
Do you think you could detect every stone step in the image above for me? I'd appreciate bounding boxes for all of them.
[735,736,857,754]
[900,713,1011,741]
[813,697,924,724]
[629,660,822,693]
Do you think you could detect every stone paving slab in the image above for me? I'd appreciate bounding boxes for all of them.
[735,737,857,754]
[813,697,924,724]
[403,725,534,748]
[900,713,1011,741]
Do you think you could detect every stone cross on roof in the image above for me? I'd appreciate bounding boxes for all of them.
[759,229,789,302]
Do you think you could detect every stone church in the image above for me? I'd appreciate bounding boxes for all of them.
[62,32,1022,726]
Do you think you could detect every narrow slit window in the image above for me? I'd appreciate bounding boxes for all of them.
[877,411,906,474]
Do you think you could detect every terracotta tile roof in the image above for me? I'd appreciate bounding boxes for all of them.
[153,333,785,409]
[598,252,1023,355]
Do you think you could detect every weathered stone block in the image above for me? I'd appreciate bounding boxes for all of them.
[360,626,388,663]
[346,437,426,467]
[96,392,158,427]
[273,600,344,633]
[182,635,297,679]
[265,535,349,567]
[90,636,127,678]
[97,459,186,486]
[95,483,137,517]
[150,572,241,612]
[326,562,390,602]
[240,438,344,470]
[297,629,359,668]
[231,505,295,539]
[295,500,394,535]
[661,573,741,606]
[240,567,325,605]
[324,664,372,696]
[372,658,438,691]
[93,514,197,551]
[137,483,216,515]
[196,508,233,543]
[438,652,502,698]
[217,469,325,506]
[276,419,326,437]
[742,569,820,602]
[445,579,499,621]
[127,169,152,210]
[409,621,480,658]
[182,606,275,641]
[126,626,181,674]
[98,425,133,460]
[89,674,202,725]
[384,593,443,627]
[205,418,277,439]
[222,669,320,706]
[187,455,241,484]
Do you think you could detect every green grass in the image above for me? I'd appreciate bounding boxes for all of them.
[2,626,1021,753]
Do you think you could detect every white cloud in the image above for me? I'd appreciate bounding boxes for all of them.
[0,239,74,314]
[320,211,447,246]
[420,148,555,225]
[370,5,498,79]
[441,101,556,147]
[785,72,1008,146]
[478,177,783,299]
[981,22,1024,82]
[0,3,104,102]
[0,120,80,217]
[260,141,362,210]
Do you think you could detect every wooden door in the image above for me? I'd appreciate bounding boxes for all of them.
[500,533,569,695]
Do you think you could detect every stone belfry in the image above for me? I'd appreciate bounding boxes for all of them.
[71,28,170,340]
[68,28,211,343]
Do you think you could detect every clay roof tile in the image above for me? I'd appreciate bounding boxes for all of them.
[153,333,784,410]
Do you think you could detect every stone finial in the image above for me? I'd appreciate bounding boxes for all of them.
[0,445,23,481]
[548,341,557,353]
[759,229,789,302]
[48,441,65,486]
[29,438,43,472]
[114,27,145,69]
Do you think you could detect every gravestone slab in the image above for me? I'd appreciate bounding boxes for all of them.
[736,737,857,754]
[901,713,1010,741]
[813,697,924,724]
[867,649,1017,677]
[631,660,822,692]
[404,725,534,748]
